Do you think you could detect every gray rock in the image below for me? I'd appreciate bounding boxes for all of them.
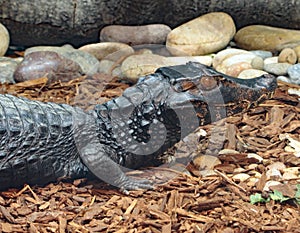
[0,57,18,83]
[98,59,122,77]
[287,64,300,83]
[25,46,100,75]
[0,24,9,56]
[61,48,99,75]
[277,76,292,83]
[251,56,264,70]
[100,24,171,45]
[14,51,83,83]
[250,50,273,59]
[79,42,134,61]
[264,63,291,76]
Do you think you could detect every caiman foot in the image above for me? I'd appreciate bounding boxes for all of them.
[118,176,154,194]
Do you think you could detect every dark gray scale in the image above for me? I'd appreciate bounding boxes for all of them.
[96,73,182,169]
[0,95,89,189]
[0,95,32,186]
[22,98,50,148]
[0,163,12,189]
[37,102,86,180]
[38,101,62,140]
[7,96,40,154]
[0,96,24,152]
[0,96,9,158]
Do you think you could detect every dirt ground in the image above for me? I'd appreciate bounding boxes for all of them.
[0,74,299,233]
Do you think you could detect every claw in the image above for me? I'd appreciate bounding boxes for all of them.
[119,177,154,194]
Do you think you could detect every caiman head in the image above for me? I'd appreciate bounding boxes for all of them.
[154,62,277,127]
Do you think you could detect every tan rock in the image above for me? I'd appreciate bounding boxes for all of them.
[251,56,264,70]
[213,48,249,68]
[100,24,171,45]
[121,54,168,82]
[0,23,9,56]
[264,56,278,65]
[278,48,297,64]
[220,53,255,67]
[225,62,252,77]
[293,45,300,63]
[79,42,134,61]
[166,12,236,56]
[212,49,257,77]
[238,69,268,79]
[165,56,213,66]
[98,60,122,77]
[235,25,300,52]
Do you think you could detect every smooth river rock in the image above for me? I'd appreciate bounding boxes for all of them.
[278,48,297,64]
[121,54,168,82]
[78,42,134,61]
[14,51,83,83]
[0,23,9,56]
[100,24,171,45]
[212,48,255,76]
[212,48,250,68]
[264,63,292,76]
[25,46,100,75]
[250,56,264,70]
[98,59,123,77]
[235,25,300,52]
[165,56,213,67]
[293,45,300,63]
[238,69,268,79]
[250,50,273,60]
[264,56,278,65]
[0,57,18,83]
[166,12,236,56]
[287,64,300,84]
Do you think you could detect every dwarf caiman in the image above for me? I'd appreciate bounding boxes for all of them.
[0,63,277,191]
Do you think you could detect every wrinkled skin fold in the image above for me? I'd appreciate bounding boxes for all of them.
[0,63,277,191]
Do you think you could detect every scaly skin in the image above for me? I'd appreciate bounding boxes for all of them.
[0,63,277,191]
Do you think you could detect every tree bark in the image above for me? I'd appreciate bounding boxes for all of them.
[1,0,300,47]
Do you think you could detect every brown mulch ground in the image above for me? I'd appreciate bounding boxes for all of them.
[0,74,299,233]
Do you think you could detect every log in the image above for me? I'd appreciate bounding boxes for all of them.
[1,0,300,47]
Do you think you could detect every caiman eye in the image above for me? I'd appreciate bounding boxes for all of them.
[199,76,218,91]
[180,80,196,91]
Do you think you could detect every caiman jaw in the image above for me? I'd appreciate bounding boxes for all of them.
[157,62,277,125]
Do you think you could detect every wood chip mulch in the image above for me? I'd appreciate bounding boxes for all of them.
[0,75,299,233]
